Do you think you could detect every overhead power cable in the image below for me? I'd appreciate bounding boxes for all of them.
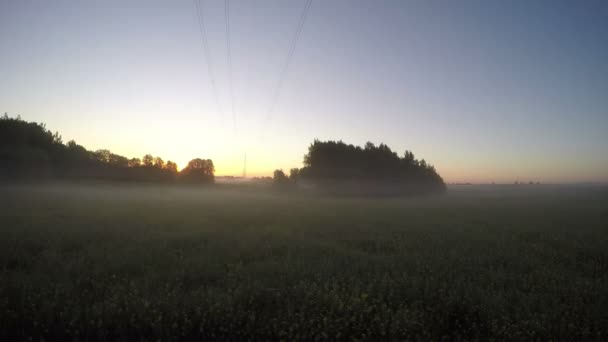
[225,0,237,135]
[259,0,313,140]
[193,0,224,122]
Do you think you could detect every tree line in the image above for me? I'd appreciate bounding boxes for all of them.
[274,140,446,195]
[0,114,214,183]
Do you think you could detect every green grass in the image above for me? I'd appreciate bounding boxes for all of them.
[1,183,607,341]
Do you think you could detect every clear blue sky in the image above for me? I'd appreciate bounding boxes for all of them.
[1,0,607,182]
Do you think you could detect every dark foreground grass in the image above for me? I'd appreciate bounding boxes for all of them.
[1,183,607,341]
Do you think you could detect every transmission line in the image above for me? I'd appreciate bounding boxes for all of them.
[259,0,313,140]
[193,0,224,122]
[225,0,237,135]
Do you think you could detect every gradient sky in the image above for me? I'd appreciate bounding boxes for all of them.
[1,0,607,182]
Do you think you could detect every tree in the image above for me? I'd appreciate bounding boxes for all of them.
[180,158,215,183]
[165,160,178,174]
[95,149,111,164]
[142,154,154,167]
[299,140,446,194]
[153,157,165,169]
[419,159,427,169]
[0,115,217,185]
[52,131,63,145]
[273,169,289,183]
[65,140,91,162]
[403,150,415,165]
[128,158,141,167]
[289,168,300,182]
[109,153,129,167]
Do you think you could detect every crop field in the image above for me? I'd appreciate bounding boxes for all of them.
[1,183,607,340]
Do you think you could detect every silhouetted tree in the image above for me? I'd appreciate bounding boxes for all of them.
[297,139,446,195]
[128,158,141,168]
[65,140,92,162]
[52,131,62,145]
[142,154,154,167]
[180,158,215,183]
[154,157,165,169]
[165,160,178,174]
[94,149,112,164]
[0,115,215,184]
[273,169,289,184]
[109,153,129,168]
[289,168,300,182]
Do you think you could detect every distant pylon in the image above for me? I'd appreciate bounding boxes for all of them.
[243,153,247,178]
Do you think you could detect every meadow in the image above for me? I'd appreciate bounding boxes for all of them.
[1,182,607,341]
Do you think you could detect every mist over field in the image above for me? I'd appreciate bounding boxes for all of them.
[2,182,607,340]
[2,0,608,340]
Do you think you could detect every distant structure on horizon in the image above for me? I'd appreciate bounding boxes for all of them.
[243,153,247,178]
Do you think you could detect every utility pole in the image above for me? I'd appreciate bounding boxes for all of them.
[243,153,247,178]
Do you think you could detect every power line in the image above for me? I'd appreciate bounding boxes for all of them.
[259,0,313,141]
[193,0,224,122]
[225,0,236,135]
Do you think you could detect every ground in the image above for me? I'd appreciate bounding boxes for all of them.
[1,182,607,340]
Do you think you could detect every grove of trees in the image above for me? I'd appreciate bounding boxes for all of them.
[180,158,215,183]
[0,114,214,184]
[276,140,446,195]
[2,115,446,194]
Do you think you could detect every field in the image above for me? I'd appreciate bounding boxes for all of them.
[1,183,607,341]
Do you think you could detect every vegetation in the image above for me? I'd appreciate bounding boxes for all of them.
[1,183,607,341]
[2,115,443,196]
[0,115,214,183]
[273,169,289,184]
[180,158,215,184]
[2,116,605,340]
[282,140,446,195]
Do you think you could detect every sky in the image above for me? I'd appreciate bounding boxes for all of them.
[1,0,607,183]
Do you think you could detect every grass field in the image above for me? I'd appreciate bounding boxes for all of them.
[1,183,607,340]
